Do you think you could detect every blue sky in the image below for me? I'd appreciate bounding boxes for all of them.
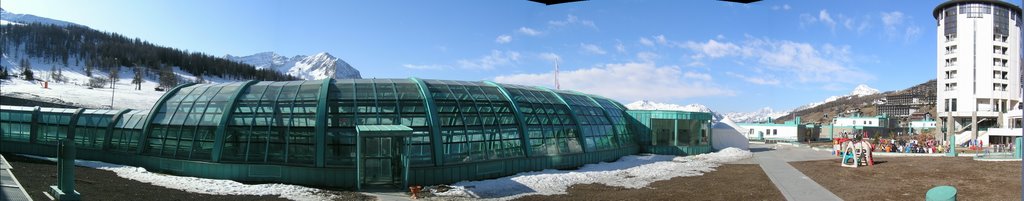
[2,0,958,113]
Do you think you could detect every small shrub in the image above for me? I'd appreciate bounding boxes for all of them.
[88,77,108,89]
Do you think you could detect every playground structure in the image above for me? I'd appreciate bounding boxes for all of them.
[834,137,874,168]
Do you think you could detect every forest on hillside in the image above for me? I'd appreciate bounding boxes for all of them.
[0,23,296,85]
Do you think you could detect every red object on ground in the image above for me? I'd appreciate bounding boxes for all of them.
[44,81,48,89]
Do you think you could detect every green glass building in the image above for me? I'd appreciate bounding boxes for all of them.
[0,78,712,189]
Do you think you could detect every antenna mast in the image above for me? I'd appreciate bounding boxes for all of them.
[554,58,560,90]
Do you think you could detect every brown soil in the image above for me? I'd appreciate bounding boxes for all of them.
[513,164,784,201]
[791,157,1021,201]
[4,154,374,201]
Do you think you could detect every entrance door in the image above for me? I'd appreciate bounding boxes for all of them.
[362,137,402,187]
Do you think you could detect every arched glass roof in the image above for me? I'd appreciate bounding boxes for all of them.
[123,78,632,167]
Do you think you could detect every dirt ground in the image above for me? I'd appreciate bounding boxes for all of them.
[4,154,374,201]
[513,164,784,201]
[791,157,1021,201]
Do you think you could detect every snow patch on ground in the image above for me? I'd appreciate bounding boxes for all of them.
[19,155,348,201]
[0,54,234,110]
[431,148,753,200]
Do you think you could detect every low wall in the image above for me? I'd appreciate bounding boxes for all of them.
[2,141,640,189]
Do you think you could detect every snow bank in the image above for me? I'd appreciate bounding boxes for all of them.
[432,148,753,200]
[19,155,347,201]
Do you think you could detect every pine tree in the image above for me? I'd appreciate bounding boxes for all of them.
[57,66,64,82]
[0,65,9,80]
[132,66,143,90]
[49,65,57,82]
[20,58,33,81]
[158,64,178,89]
[195,72,205,84]
[85,61,93,77]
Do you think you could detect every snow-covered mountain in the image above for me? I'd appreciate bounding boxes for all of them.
[625,84,879,123]
[850,84,880,96]
[0,8,81,27]
[722,107,789,123]
[224,52,361,80]
[793,84,880,111]
[624,100,724,121]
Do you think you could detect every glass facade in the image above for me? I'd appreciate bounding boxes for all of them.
[110,110,148,152]
[36,108,77,145]
[146,82,245,161]
[0,106,35,142]
[497,84,582,156]
[73,109,121,149]
[555,91,618,151]
[425,80,523,164]
[0,78,647,168]
[0,78,730,189]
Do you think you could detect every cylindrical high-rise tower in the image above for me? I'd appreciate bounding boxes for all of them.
[934,0,1022,142]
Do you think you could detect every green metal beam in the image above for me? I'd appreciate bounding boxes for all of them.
[314,78,333,167]
[67,108,86,141]
[538,87,588,153]
[139,83,196,154]
[410,78,444,166]
[484,81,531,157]
[211,81,257,162]
[103,109,132,150]
[29,106,40,144]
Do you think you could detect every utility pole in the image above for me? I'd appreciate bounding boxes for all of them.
[110,59,117,109]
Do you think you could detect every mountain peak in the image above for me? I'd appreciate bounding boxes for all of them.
[225,51,361,80]
[851,84,879,96]
[310,52,333,58]
[0,8,82,27]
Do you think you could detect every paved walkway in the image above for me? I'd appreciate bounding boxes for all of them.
[0,154,33,201]
[736,144,843,201]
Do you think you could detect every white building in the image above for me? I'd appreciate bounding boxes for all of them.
[910,120,938,129]
[736,117,819,142]
[832,115,888,127]
[824,115,891,139]
[934,0,1023,141]
[980,109,1022,145]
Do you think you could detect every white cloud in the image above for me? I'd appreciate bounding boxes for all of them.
[457,50,521,70]
[538,52,561,63]
[615,41,627,53]
[801,10,850,33]
[683,37,873,84]
[772,4,791,11]
[549,14,597,29]
[904,26,921,42]
[684,72,712,81]
[494,62,733,101]
[880,11,904,27]
[726,72,780,85]
[639,37,655,47]
[634,51,659,62]
[819,10,836,31]
[683,39,741,59]
[880,11,920,42]
[686,61,705,67]
[580,43,607,55]
[518,27,542,36]
[655,35,669,45]
[495,35,512,44]
[402,64,447,70]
